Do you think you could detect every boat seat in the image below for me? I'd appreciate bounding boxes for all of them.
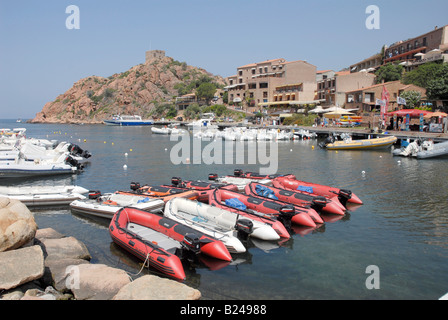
[128,223,180,252]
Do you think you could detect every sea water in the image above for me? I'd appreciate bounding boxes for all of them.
[1,119,447,300]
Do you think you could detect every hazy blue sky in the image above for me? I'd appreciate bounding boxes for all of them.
[1,0,447,118]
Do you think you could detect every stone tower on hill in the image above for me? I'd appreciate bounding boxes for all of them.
[145,50,166,63]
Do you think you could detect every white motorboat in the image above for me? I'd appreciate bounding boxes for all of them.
[0,141,91,162]
[394,139,448,159]
[103,114,154,126]
[0,153,82,178]
[70,191,165,219]
[0,185,89,207]
[417,140,448,159]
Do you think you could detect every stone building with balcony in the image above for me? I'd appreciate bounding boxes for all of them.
[345,80,427,113]
[384,25,448,68]
[317,71,376,108]
[224,58,318,115]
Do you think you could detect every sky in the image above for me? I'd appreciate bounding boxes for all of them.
[0,0,447,119]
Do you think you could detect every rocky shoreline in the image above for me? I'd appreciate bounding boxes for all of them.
[0,197,201,300]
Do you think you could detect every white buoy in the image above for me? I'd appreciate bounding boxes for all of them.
[164,148,167,151]
[124,153,128,157]
[290,149,293,152]
[123,164,128,169]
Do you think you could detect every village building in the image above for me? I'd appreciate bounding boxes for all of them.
[345,80,427,113]
[224,58,319,116]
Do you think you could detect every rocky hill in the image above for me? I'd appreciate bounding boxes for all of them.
[31,51,226,124]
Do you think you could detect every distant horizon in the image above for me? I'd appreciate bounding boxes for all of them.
[1,0,447,118]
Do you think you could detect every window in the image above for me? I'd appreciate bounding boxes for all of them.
[423,37,427,46]
[259,83,268,89]
[238,70,242,76]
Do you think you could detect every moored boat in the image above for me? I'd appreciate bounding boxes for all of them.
[109,208,187,280]
[0,185,88,207]
[0,154,82,178]
[208,188,291,239]
[273,175,362,206]
[103,114,154,126]
[321,135,397,150]
[245,182,344,216]
[209,187,320,227]
[70,191,165,219]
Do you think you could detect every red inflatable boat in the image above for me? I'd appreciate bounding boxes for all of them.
[209,187,318,228]
[272,176,362,207]
[245,182,345,216]
[109,207,232,280]
[235,170,362,207]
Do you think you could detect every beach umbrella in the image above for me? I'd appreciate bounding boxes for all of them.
[324,110,355,119]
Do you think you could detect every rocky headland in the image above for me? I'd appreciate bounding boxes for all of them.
[30,50,225,124]
[0,197,201,300]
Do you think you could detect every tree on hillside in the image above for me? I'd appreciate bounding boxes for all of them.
[402,62,446,88]
[196,82,217,103]
[399,90,422,108]
[375,63,403,83]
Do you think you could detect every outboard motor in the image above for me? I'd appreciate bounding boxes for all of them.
[319,134,335,148]
[235,219,253,240]
[65,155,83,170]
[88,190,101,199]
[233,169,243,177]
[130,182,140,191]
[278,205,296,229]
[178,233,201,260]
[311,196,327,211]
[338,189,352,207]
[69,144,92,159]
[171,177,183,187]
[208,173,218,181]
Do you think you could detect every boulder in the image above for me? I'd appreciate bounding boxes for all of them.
[0,197,37,252]
[113,275,201,300]
[42,258,90,292]
[70,264,131,300]
[0,245,44,290]
[38,236,91,261]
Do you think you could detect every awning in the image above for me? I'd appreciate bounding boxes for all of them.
[386,109,433,117]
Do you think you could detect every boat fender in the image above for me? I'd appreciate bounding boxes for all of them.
[278,205,296,229]
[208,173,218,181]
[130,182,140,191]
[233,169,243,177]
[235,219,253,240]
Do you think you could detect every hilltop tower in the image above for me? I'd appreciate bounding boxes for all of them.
[145,50,166,63]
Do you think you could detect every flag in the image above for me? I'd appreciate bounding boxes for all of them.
[397,96,406,105]
[381,85,390,117]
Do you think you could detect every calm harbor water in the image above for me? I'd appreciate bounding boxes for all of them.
[2,119,448,300]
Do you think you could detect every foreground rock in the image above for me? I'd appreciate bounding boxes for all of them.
[113,275,201,300]
[0,197,37,251]
[70,264,131,300]
[0,245,44,290]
